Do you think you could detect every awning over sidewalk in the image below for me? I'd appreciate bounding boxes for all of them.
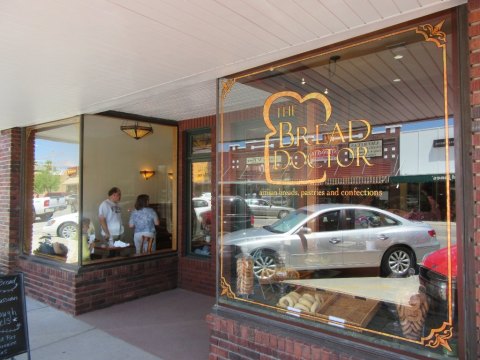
[390,174,455,184]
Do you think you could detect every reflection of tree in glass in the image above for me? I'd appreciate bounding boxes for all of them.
[34,160,61,194]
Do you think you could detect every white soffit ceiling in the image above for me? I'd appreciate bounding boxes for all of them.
[0,0,466,129]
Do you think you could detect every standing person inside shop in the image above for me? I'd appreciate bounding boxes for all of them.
[98,187,124,245]
[129,194,159,254]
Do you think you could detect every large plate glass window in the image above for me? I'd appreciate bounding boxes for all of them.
[25,115,178,264]
[218,14,458,358]
[24,117,81,264]
[82,115,177,262]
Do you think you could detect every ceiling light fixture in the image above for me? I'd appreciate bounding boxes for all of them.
[301,78,306,85]
[324,55,340,97]
[393,78,401,82]
[394,54,404,60]
[121,121,153,140]
[139,170,155,180]
[328,55,340,78]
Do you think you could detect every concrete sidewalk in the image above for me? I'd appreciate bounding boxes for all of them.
[14,289,214,360]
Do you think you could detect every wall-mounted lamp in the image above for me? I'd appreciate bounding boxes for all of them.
[121,121,153,140]
[167,170,174,180]
[140,170,156,180]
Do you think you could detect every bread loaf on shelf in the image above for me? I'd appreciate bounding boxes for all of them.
[277,290,326,314]
[236,256,254,295]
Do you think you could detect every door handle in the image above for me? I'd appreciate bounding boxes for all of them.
[377,234,389,240]
[329,238,341,244]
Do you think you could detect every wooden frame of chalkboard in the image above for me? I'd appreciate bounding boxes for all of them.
[0,273,30,360]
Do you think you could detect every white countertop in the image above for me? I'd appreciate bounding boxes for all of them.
[284,276,421,306]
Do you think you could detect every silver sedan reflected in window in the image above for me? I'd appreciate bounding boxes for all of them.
[223,204,439,280]
[245,198,295,219]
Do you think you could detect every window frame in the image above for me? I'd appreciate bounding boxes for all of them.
[185,127,212,257]
[22,117,82,266]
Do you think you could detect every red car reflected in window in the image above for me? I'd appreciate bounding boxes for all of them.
[419,244,457,310]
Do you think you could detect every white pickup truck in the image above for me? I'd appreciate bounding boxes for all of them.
[33,192,67,220]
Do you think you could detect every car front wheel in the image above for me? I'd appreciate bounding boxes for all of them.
[251,249,278,281]
[278,210,289,219]
[58,222,78,239]
[381,246,415,277]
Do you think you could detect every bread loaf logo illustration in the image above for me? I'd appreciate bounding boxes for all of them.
[263,91,373,185]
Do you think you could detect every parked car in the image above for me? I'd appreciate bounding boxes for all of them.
[245,198,294,218]
[33,197,55,221]
[44,192,68,211]
[223,204,439,280]
[192,197,212,234]
[419,244,457,311]
[43,212,79,240]
[201,196,254,233]
[192,197,211,217]
[200,192,211,199]
[259,195,291,206]
[33,192,68,221]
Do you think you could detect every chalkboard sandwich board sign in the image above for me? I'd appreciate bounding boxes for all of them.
[0,273,30,360]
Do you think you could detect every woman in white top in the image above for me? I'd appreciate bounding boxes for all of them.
[129,194,159,254]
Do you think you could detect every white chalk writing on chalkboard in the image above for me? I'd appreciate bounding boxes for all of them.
[0,296,18,305]
[0,279,17,293]
[0,308,20,333]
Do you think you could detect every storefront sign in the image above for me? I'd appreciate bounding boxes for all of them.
[66,167,78,177]
[390,173,455,183]
[348,140,382,158]
[263,91,373,185]
[433,138,454,147]
[246,156,276,165]
[309,148,339,162]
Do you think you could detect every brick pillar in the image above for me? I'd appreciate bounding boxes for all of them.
[469,1,480,356]
[0,128,22,273]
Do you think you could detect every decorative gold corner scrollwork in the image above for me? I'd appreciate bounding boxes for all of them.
[220,277,236,299]
[221,79,236,100]
[416,20,447,47]
[421,322,453,352]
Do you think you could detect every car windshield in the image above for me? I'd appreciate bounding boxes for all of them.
[264,208,311,233]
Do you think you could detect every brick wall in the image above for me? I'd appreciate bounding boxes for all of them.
[0,128,22,274]
[469,0,480,354]
[18,255,178,315]
[178,115,217,296]
[206,312,406,360]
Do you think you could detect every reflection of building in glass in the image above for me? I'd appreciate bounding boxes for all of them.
[390,121,455,221]
[221,118,454,220]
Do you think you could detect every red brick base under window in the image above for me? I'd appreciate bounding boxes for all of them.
[206,311,415,360]
[17,254,178,315]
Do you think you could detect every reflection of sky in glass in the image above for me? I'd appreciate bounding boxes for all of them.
[35,139,79,171]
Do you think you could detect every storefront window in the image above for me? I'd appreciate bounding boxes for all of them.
[187,130,212,256]
[218,14,458,358]
[82,115,177,262]
[24,117,81,264]
[25,115,177,264]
